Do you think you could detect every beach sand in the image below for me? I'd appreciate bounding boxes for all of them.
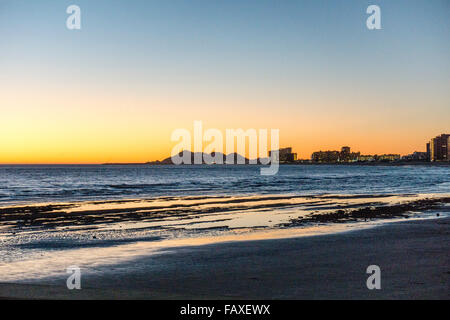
[1,217,448,299]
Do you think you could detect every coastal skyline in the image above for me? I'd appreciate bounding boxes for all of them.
[1,129,447,164]
[1,0,449,164]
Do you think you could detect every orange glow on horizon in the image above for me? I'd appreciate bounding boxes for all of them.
[1,78,448,164]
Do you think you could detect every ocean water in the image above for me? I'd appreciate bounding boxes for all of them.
[0,164,449,205]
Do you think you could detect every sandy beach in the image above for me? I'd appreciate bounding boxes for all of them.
[1,216,448,299]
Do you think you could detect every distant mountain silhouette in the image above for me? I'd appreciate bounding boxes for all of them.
[147,151,270,165]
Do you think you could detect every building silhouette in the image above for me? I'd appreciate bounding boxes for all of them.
[312,146,360,162]
[269,147,297,163]
[311,146,400,163]
[401,152,428,161]
[429,134,450,161]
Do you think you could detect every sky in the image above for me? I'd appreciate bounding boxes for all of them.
[0,0,449,163]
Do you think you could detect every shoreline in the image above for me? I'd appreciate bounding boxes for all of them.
[1,161,449,166]
[0,216,448,299]
[111,162,450,166]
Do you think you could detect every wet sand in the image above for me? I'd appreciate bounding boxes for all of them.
[1,193,447,230]
[1,217,448,299]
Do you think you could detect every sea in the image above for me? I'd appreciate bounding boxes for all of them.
[0,164,449,205]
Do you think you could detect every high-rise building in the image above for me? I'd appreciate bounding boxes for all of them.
[311,150,340,162]
[311,146,359,162]
[269,147,297,163]
[341,146,351,154]
[339,146,359,162]
[429,134,450,161]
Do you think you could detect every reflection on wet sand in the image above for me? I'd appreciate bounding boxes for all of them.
[0,193,430,229]
[0,193,448,282]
